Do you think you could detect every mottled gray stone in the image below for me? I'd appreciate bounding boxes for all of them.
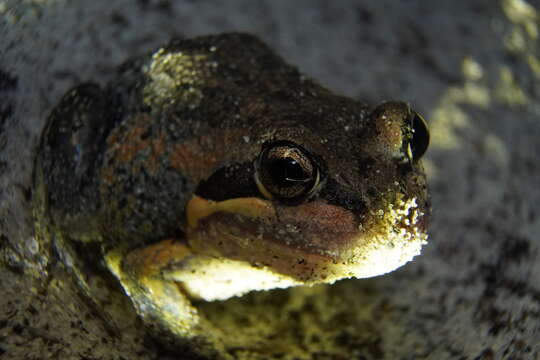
[1,0,538,359]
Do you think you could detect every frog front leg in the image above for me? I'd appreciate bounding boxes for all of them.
[104,239,225,355]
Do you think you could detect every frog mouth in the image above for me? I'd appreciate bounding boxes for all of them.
[181,194,428,302]
[102,192,428,356]
[131,192,429,356]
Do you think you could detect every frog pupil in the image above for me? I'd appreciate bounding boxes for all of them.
[269,157,310,187]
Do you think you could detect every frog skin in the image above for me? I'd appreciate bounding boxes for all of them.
[32,33,430,354]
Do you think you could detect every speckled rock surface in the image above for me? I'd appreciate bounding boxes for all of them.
[1,0,539,359]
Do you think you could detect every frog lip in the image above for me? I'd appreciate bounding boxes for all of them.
[185,194,429,283]
[186,195,361,256]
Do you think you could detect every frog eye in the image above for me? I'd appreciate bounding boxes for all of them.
[409,112,429,160]
[254,141,321,201]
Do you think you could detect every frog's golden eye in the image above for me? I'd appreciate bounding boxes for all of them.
[409,112,429,160]
[254,141,321,201]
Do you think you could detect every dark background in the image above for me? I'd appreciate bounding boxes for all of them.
[1,1,539,359]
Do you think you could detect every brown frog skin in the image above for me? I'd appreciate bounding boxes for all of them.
[32,33,430,356]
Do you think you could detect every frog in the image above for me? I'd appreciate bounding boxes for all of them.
[32,33,430,357]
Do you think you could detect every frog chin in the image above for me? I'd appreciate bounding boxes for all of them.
[181,194,429,301]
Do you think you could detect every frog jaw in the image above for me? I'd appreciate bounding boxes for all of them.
[182,193,428,301]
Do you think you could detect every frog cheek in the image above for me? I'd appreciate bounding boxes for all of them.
[184,195,343,282]
[272,201,428,280]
